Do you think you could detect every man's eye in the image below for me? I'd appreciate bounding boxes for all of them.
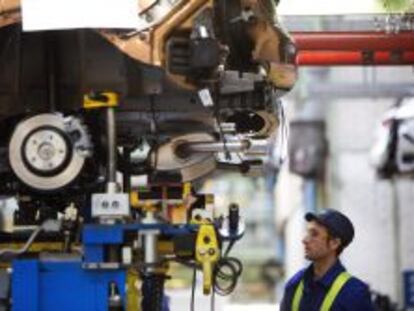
[309,230,319,238]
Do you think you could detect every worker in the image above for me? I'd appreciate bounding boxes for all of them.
[280,209,375,311]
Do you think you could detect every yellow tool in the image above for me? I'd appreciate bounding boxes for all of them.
[83,91,119,109]
[129,191,159,213]
[182,183,191,197]
[195,224,219,295]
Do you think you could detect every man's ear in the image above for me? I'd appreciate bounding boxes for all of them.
[329,237,341,252]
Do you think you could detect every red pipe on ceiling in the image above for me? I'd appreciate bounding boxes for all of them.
[292,31,414,51]
[291,31,414,66]
[296,51,414,66]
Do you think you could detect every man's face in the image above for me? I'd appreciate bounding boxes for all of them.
[302,221,340,261]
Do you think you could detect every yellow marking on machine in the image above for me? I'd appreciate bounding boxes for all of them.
[83,92,119,109]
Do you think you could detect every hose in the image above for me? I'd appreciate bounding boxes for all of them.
[0,219,61,259]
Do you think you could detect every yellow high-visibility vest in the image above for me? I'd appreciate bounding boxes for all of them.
[291,271,351,311]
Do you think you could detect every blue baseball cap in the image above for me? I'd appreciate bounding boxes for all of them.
[305,209,355,248]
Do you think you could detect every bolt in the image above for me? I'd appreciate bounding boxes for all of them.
[102,201,109,209]
[112,201,119,209]
[208,248,216,256]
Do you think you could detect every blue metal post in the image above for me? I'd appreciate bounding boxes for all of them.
[12,260,39,311]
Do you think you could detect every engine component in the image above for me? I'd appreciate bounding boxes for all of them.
[151,133,216,182]
[8,114,91,191]
[64,116,93,157]
[225,110,278,136]
[214,0,297,90]
[214,0,255,71]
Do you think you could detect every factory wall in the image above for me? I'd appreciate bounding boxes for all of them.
[326,97,398,300]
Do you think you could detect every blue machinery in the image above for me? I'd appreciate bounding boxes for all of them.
[12,224,192,311]
[11,223,195,311]
[12,260,127,311]
[10,220,242,311]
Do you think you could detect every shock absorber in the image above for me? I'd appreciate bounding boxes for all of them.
[141,274,166,311]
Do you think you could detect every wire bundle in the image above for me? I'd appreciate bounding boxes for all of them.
[213,256,243,296]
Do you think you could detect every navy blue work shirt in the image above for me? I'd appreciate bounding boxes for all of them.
[280,261,375,311]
